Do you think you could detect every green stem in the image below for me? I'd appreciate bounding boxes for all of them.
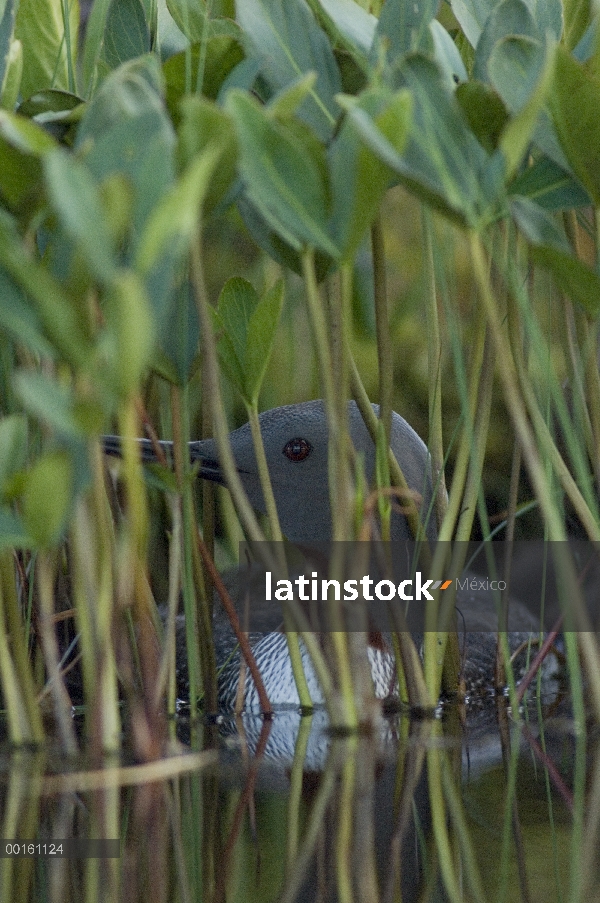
[427,740,464,903]
[303,250,357,726]
[172,384,201,709]
[506,268,600,542]
[455,332,494,542]
[154,493,182,715]
[0,569,37,744]
[580,311,600,490]
[421,206,448,529]
[372,217,393,447]
[247,403,312,707]
[247,404,284,544]
[61,0,76,94]
[191,235,270,550]
[471,231,600,720]
[350,354,427,542]
[0,551,44,743]
[37,552,78,754]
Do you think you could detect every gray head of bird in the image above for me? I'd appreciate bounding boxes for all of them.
[103,400,436,543]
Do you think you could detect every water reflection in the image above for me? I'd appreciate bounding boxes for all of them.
[0,692,596,903]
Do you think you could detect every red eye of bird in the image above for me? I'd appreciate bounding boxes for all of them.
[283,438,312,462]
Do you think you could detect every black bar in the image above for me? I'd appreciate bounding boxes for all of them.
[0,839,120,858]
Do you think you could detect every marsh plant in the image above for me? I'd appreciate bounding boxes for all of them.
[0,0,599,901]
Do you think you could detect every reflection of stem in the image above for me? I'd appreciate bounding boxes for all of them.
[427,737,461,903]
[438,745,486,902]
[278,749,338,903]
[286,713,312,871]
[336,737,357,903]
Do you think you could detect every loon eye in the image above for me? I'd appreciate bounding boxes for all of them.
[283,437,312,462]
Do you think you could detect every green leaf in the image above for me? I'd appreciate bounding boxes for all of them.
[100,0,150,73]
[0,414,27,492]
[44,148,116,283]
[152,278,200,386]
[330,87,411,260]
[76,57,176,255]
[137,142,223,338]
[488,34,545,113]
[137,142,224,276]
[456,81,508,153]
[511,196,600,314]
[163,33,245,111]
[0,211,93,367]
[15,0,79,97]
[494,36,555,180]
[0,0,17,98]
[347,55,502,228]
[13,371,86,437]
[81,0,113,95]
[306,0,376,57]
[0,268,55,357]
[530,0,563,42]
[509,156,590,211]
[235,0,341,141]
[449,0,497,48]
[266,72,318,121]
[213,277,255,396]
[371,0,437,66]
[563,0,592,51]
[549,45,600,205]
[429,20,468,90]
[102,272,155,395]
[177,96,238,213]
[22,449,72,547]
[473,0,538,82]
[0,508,30,550]
[18,89,84,123]
[245,278,284,403]
[166,0,205,42]
[214,276,284,404]
[1,37,22,112]
[226,89,338,256]
[236,193,334,279]
[0,109,56,214]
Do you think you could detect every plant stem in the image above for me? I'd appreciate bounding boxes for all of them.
[191,235,269,549]
[349,354,426,541]
[247,404,284,544]
[37,552,78,754]
[471,231,600,720]
[0,551,44,743]
[421,206,448,529]
[303,249,357,725]
[372,217,393,446]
